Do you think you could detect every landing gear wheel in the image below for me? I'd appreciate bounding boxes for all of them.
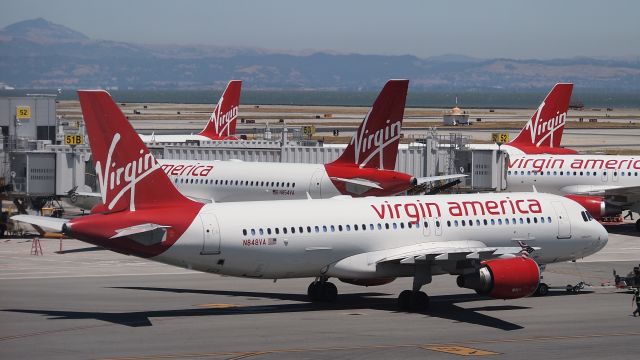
[307,281,338,302]
[398,290,429,311]
[535,282,549,297]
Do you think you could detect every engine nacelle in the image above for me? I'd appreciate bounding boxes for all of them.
[339,277,396,287]
[456,257,540,299]
[564,194,621,219]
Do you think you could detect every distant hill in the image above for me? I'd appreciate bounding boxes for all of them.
[1,18,640,91]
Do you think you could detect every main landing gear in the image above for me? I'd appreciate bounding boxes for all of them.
[398,263,432,312]
[307,278,338,302]
[534,282,549,296]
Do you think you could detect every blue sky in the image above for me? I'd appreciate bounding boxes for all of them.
[2,0,639,59]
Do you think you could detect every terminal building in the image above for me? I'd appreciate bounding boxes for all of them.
[0,95,507,213]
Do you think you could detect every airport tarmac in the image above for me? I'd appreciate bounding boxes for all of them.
[1,224,639,360]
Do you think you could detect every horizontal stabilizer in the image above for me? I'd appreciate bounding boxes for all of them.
[329,177,383,189]
[414,174,467,185]
[111,223,170,239]
[11,215,68,232]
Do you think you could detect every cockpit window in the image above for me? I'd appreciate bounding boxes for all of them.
[581,211,588,222]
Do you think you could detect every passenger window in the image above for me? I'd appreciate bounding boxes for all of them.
[314,226,319,233]
[283,227,288,234]
[454,220,459,227]
[547,216,552,223]
[491,219,495,225]
[370,224,375,230]
[322,226,327,232]
[385,223,390,230]
[354,224,359,231]
[540,217,545,224]
[407,222,412,229]
[267,228,271,235]
[436,220,440,227]
[447,220,451,227]
[306,226,311,233]
[338,225,343,231]
[392,223,397,229]
[291,227,296,234]
[526,218,531,224]
[259,228,264,235]
[377,223,382,230]
[242,229,247,236]
[251,229,256,235]
[331,225,335,232]
[275,228,280,234]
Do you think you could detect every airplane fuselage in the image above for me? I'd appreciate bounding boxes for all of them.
[507,155,640,196]
[149,192,606,279]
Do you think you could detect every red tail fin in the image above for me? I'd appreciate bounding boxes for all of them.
[198,80,242,140]
[329,79,408,169]
[78,90,195,213]
[509,83,573,150]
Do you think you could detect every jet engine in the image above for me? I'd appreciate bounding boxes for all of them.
[456,257,540,299]
[339,277,396,287]
[564,194,621,220]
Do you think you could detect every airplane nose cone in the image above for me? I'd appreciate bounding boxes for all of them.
[597,224,609,251]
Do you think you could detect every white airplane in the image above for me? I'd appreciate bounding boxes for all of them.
[69,80,464,209]
[507,154,640,228]
[13,90,607,310]
[139,80,241,143]
[477,84,640,230]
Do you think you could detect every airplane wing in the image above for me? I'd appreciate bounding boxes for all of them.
[414,174,467,185]
[11,215,68,232]
[372,241,535,264]
[328,240,538,276]
[329,177,383,190]
[563,185,640,208]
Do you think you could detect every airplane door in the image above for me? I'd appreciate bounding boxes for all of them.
[551,201,571,239]
[309,170,323,198]
[200,214,221,254]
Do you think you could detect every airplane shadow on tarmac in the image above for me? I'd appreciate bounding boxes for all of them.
[2,286,553,331]
[605,223,639,236]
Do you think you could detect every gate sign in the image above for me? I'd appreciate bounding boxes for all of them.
[491,132,509,143]
[16,106,31,119]
[302,125,316,136]
[64,134,84,146]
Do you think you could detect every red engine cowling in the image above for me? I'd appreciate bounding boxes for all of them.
[339,277,396,287]
[564,194,621,219]
[456,257,540,299]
